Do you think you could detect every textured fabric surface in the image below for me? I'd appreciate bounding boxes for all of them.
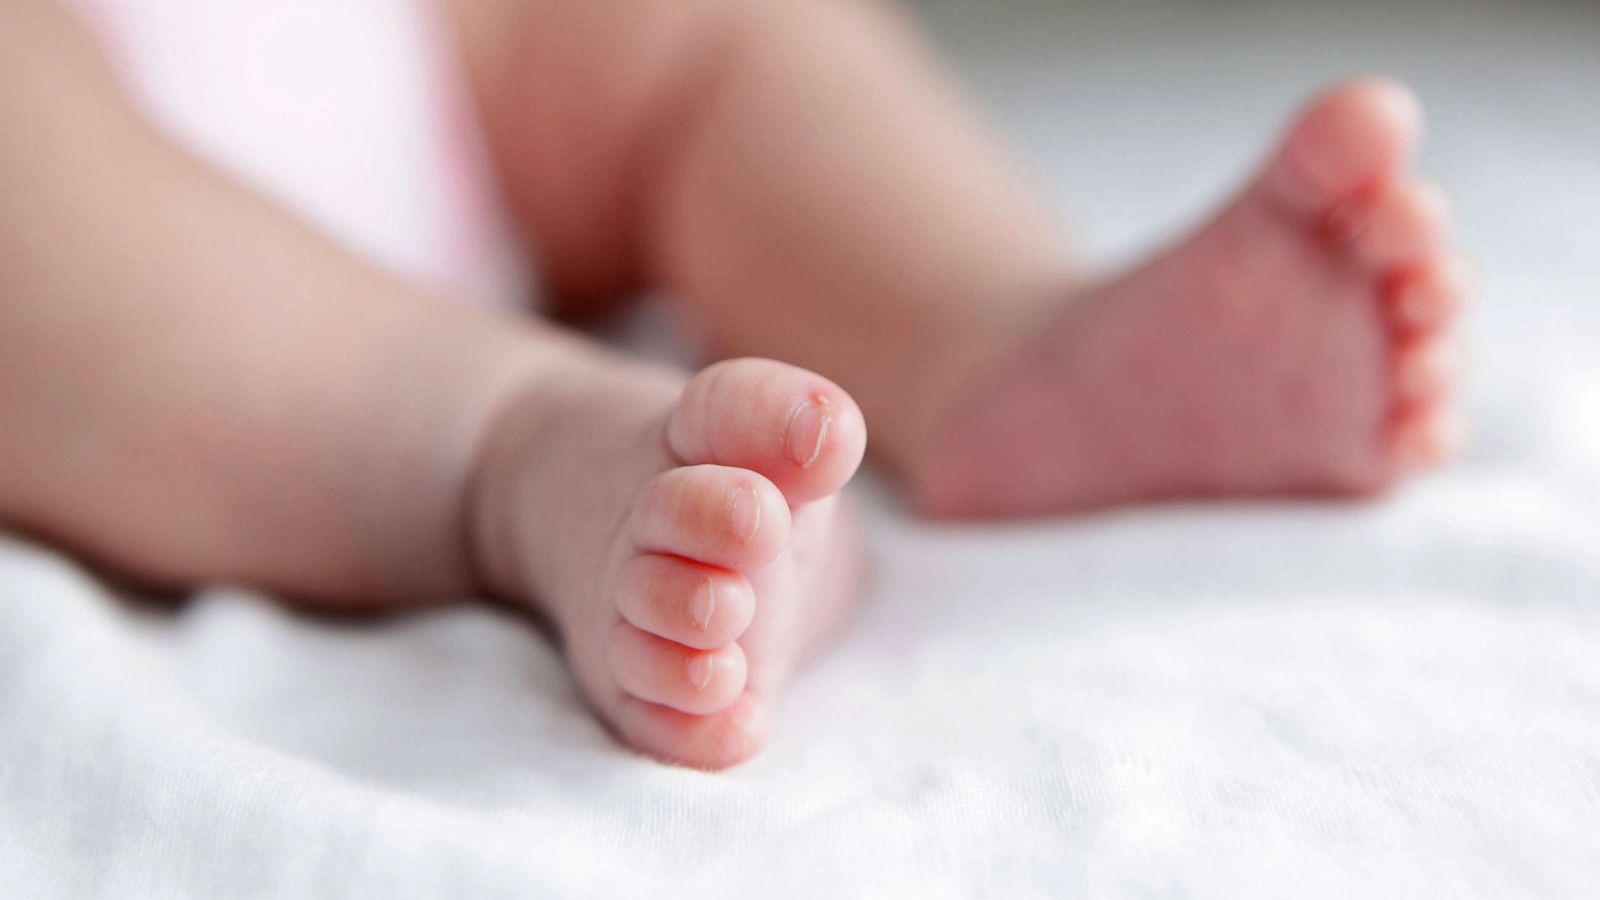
[4,2,1600,897]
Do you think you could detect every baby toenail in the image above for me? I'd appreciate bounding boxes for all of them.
[784,395,831,468]
[686,653,716,690]
[689,580,717,629]
[729,484,761,545]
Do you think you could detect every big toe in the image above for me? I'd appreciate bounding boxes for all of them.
[667,358,867,505]
[1264,77,1423,216]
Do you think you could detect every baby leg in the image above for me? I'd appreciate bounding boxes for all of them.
[0,0,864,767]
[457,0,1466,515]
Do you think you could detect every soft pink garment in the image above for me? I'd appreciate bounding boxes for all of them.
[69,0,526,309]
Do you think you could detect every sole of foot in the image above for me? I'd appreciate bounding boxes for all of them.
[914,77,1469,518]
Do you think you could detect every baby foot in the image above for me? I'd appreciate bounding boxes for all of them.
[470,355,865,768]
[915,78,1469,517]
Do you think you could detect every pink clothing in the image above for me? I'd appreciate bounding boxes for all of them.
[69,0,526,309]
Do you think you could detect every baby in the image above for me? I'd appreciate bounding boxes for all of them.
[0,0,1466,768]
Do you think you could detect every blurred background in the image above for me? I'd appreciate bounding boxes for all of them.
[914,0,1597,288]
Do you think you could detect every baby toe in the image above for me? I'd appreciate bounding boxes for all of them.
[667,358,867,506]
[1353,178,1450,270]
[1389,254,1473,333]
[1266,77,1422,216]
[606,622,747,716]
[610,692,771,770]
[1391,405,1466,470]
[628,464,791,570]
[612,553,755,650]
[1394,334,1463,402]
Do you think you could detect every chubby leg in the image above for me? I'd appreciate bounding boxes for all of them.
[0,0,528,602]
[453,0,1068,427]
[456,0,1466,516]
[0,0,864,767]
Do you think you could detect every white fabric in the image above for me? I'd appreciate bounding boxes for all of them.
[5,1,1600,897]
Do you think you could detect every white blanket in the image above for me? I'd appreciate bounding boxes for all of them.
[5,1,1600,897]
